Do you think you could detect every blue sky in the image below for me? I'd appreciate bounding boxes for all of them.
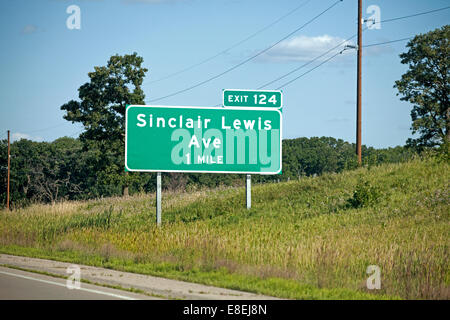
[0,0,448,148]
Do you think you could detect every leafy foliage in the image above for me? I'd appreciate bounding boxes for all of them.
[394,25,450,149]
[347,178,382,209]
[1,52,419,207]
[0,137,85,206]
[1,135,415,207]
[60,53,148,195]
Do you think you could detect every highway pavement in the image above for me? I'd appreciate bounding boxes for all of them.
[0,266,157,300]
[0,254,278,299]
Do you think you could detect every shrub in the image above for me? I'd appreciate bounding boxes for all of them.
[347,178,382,209]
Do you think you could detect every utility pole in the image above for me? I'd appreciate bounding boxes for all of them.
[6,130,10,210]
[356,0,363,165]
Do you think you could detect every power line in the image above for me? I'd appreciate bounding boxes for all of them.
[257,33,358,89]
[275,51,343,89]
[260,35,412,90]
[0,126,84,141]
[148,3,449,104]
[354,5,450,25]
[363,37,413,48]
[257,5,450,90]
[145,0,312,85]
[22,123,67,134]
[146,0,343,103]
[275,36,415,90]
[68,129,84,138]
[0,123,69,141]
[380,5,450,24]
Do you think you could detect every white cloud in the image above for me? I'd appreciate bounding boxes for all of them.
[261,35,354,63]
[21,24,38,34]
[11,133,43,142]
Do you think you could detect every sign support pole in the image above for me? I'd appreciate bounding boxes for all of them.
[6,130,10,211]
[156,172,161,226]
[246,174,251,209]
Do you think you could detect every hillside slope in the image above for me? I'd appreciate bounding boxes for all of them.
[0,157,448,299]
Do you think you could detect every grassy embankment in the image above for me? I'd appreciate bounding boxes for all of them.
[0,157,448,299]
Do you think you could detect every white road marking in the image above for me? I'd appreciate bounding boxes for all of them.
[0,269,137,300]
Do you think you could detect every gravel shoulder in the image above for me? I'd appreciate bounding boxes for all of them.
[0,254,279,300]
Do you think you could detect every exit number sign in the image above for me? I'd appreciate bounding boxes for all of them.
[223,89,282,109]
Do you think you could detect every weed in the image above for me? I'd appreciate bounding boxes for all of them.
[0,157,448,299]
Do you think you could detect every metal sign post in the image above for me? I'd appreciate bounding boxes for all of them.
[156,172,161,226]
[125,96,283,225]
[6,130,10,211]
[246,174,251,209]
[222,89,282,209]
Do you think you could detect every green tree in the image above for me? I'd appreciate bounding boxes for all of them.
[0,137,86,206]
[394,25,449,149]
[60,53,148,195]
[0,139,44,206]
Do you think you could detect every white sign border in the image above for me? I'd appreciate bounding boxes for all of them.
[222,89,283,109]
[125,105,282,175]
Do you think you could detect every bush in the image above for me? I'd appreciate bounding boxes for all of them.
[347,178,382,209]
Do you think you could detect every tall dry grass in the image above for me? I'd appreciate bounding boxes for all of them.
[1,157,448,299]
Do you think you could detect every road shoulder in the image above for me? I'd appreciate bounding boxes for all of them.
[0,266,159,300]
[0,254,279,300]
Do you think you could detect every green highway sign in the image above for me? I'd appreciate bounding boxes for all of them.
[223,89,282,109]
[125,105,282,174]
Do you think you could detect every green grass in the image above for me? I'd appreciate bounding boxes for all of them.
[1,157,448,299]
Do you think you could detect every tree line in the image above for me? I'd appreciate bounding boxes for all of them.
[1,25,447,207]
[0,135,414,208]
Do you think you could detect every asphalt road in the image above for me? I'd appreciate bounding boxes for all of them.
[0,266,157,300]
[1,254,277,300]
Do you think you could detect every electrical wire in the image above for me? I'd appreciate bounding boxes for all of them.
[7,5,446,134]
[363,37,413,48]
[380,5,450,24]
[21,123,67,134]
[257,33,358,89]
[68,129,84,138]
[275,36,415,89]
[257,5,450,90]
[145,0,312,85]
[147,3,450,103]
[275,51,343,89]
[146,0,343,103]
